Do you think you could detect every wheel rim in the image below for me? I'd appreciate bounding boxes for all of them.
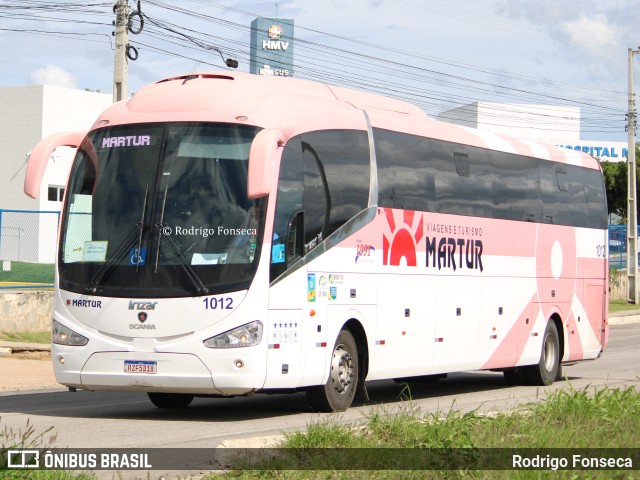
[330,343,354,396]
[543,331,556,372]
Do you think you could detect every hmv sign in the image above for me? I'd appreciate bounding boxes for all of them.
[250,17,295,77]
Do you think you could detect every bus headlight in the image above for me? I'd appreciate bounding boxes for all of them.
[53,320,89,346]
[203,321,263,348]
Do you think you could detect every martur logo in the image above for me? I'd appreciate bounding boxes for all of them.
[382,209,424,266]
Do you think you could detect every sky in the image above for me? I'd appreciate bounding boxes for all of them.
[1,0,640,142]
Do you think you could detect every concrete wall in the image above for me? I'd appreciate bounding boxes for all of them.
[0,291,53,331]
[0,84,111,212]
[438,102,478,129]
[438,101,581,145]
[610,269,627,302]
[0,86,43,211]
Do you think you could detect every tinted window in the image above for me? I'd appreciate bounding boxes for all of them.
[270,138,304,280]
[302,141,329,249]
[302,130,370,236]
[432,141,493,218]
[540,164,586,226]
[373,128,606,230]
[270,130,370,281]
[374,128,434,212]
[583,168,608,229]
[491,152,542,222]
[59,123,265,298]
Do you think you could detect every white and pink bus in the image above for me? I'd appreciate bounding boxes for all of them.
[24,72,608,412]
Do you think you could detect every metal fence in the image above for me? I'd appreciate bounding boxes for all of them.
[608,224,640,270]
[0,209,60,289]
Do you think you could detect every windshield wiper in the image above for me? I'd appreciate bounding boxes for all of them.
[86,185,149,293]
[155,222,209,295]
[86,226,139,294]
[154,182,208,295]
[154,183,169,273]
[134,183,149,272]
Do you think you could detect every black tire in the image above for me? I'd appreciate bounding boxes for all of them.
[147,392,194,409]
[522,320,560,386]
[306,329,358,412]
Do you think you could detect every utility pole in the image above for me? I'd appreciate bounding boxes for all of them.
[627,47,640,304]
[113,0,129,102]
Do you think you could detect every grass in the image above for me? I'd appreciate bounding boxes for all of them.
[0,304,637,478]
[0,386,637,479]
[215,385,640,479]
[0,331,51,344]
[608,299,640,314]
[0,417,93,480]
[0,261,54,286]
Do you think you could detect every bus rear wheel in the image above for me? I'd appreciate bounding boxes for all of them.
[147,392,194,409]
[522,320,560,386]
[306,329,358,412]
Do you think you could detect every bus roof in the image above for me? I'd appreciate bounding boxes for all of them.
[92,71,600,171]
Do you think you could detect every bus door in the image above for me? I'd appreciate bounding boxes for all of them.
[372,272,436,379]
[265,279,304,389]
[433,276,481,372]
[479,277,531,369]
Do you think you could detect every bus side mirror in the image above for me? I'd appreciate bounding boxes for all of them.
[248,128,285,199]
[24,131,85,199]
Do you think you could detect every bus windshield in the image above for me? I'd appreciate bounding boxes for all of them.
[59,122,266,298]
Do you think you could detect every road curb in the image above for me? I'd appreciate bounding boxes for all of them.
[216,435,285,449]
[608,314,640,325]
[0,342,51,353]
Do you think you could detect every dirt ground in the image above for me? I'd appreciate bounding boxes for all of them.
[0,351,63,392]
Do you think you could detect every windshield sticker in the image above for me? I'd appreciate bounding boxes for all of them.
[101,135,151,148]
[191,253,227,265]
[129,247,147,266]
[307,273,316,302]
[82,241,108,262]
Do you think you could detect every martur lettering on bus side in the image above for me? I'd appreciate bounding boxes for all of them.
[425,237,483,272]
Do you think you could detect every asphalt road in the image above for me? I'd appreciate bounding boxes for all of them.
[0,323,639,451]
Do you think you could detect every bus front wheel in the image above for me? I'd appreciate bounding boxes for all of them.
[522,320,560,386]
[306,329,359,412]
[147,392,194,409]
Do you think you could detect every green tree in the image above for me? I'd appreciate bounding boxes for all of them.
[601,160,627,220]
[600,142,640,222]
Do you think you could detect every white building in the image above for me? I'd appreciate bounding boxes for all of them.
[0,85,111,263]
[439,101,627,162]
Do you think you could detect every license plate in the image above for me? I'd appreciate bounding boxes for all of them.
[124,360,157,374]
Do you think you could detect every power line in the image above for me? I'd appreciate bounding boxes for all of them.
[0,0,630,136]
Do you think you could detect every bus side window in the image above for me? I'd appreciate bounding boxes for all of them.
[286,211,304,261]
[270,138,303,282]
[270,130,370,282]
[301,130,370,237]
[374,128,434,212]
[302,141,329,252]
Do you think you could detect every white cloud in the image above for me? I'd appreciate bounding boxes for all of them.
[30,65,78,88]
[562,15,617,56]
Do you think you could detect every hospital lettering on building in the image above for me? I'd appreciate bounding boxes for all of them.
[559,144,628,159]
